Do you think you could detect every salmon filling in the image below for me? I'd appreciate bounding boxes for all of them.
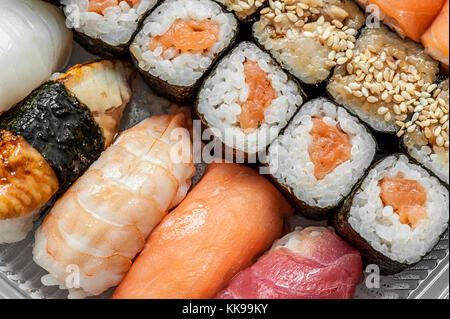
[239,60,275,133]
[149,19,220,54]
[88,0,141,14]
[308,118,351,180]
[379,172,428,228]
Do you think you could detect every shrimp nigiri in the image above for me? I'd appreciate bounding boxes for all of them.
[33,113,195,298]
[112,162,293,299]
[422,0,449,72]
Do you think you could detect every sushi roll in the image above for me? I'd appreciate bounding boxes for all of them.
[129,0,239,104]
[252,0,365,87]
[214,0,268,22]
[401,78,449,185]
[327,25,440,133]
[422,0,449,72]
[0,60,133,244]
[354,0,446,43]
[196,41,304,159]
[60,0,159,57]
[33,113,195,298]
[0,0,72,114]
[216,227,362,299]
[333,154,449,275]
[113,163,293,299]
[266,98,377,220]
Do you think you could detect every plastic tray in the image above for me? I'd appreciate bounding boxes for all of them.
[0,43,448,300]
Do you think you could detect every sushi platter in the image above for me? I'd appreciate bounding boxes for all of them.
[0,0,449,300]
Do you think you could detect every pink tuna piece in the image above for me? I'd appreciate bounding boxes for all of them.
[216,227,362,299]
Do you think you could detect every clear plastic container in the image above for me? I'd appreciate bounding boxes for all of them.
[0,43,448,300]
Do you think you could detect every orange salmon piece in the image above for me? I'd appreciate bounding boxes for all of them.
[149,19,220,53]
[239,60,276,133]
[112,163,293,299]
[422,0,449,70]
[88,0,140,14]
[308,118,351,180]
[379,172,428,228]
[369,0,446,42]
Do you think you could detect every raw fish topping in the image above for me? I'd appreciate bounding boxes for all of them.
[379,172,428,228]
[88,0,141,14]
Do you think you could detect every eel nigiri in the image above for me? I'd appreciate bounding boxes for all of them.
[422,0,449,71]
[355,0,446,42]
[216,227,363,299]
[0,60,132,244]
[0,0,72,113]
[33,113,195,298]
[112,162,294,299]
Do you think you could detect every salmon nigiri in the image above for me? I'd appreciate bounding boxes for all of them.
[112,162,294,299]
[356,0,446,42]
[33,113,195,298]
[422,0,449,71]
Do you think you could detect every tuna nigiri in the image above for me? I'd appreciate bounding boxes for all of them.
[216,227,363,299]
[422,0,449,71]
[33,113,195,298]
[356,0,446,42]
[112,162,293,299]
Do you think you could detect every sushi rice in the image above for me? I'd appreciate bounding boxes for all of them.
[348,155,449,265]
[130,0,237,87]
[197,41,303,155]
[61,0,157,47]
[267,98,376,210]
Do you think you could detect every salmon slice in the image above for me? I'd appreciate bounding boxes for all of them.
[422,0,449,71]
[239,60,276,133]
[149,19,220,53]
[88,0,140,14]
[112,163,293,299]
[369,0,446,42]
[308,118,351,180]
[379,172,428,228]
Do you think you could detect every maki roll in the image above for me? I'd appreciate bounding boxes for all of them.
[327,25,440,133]
[196,41,304,159]
[33,113,195,298]
[130,0,239,104]
[215,0,268,22]
[252,0,365,87]
[402,78,449,185]
[266,98,376,220]
[0,60,133,244]
[60,0,159,57]
[333,154,449,274]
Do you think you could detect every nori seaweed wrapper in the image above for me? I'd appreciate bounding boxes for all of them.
[0,82,104,193]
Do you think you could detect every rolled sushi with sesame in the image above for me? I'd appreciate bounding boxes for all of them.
[196,41,304,159]
[60,0,159,57]
[266,98,376,220]
[327,25,440,133]
[402,78,449,185]
[333,154,449,274]
[215,0,268,22]
[252,0,365,87]
[130,0,238,104]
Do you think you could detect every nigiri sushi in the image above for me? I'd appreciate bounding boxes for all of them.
[60,0,158,57]
[33,113,195,298]
[130,0,238,104]
[355,0,446,42]
[0,0,72,114]
[0,60,133,244]
[422,0,449,71]
[333,154,449,274]
[112,162,293,299]
[216,227,363,299]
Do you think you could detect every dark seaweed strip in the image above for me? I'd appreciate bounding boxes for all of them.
[0,82,104,193]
